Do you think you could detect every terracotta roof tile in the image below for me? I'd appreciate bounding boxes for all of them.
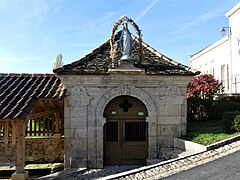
[0,73,65,120]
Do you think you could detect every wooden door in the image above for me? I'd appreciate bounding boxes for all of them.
[103,95,148,166]
[104,118,147,165]
[123,120,147,165]
[104,120,120,165]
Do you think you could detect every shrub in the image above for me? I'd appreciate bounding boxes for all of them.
[187,74,222,121]
[222,111,240,133]
[210,101,240,120]
[187,74,222,100]
[187,97,212,121]
[233,115,240,132]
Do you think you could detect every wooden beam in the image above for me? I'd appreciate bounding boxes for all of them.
[34,119,37,136]
[38,98,62,101]
[27,109,61,120]
[29,119,32,136]
[38,100,46,110]
[49,100,57,109]
[4,121,8,144]
[12,121,16,145]
[54,112,59,133]
[15,120,25,174]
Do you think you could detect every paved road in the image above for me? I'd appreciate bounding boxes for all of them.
[30,140,240,180]
[162,150,240,180]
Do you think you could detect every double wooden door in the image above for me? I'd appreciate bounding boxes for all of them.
[104,118,148,165]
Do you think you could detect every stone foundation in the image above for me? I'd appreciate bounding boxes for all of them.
[11,171,29,180]
[0,138,64,164]
[0,142,16,162]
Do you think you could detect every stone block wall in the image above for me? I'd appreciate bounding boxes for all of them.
[0,138,64,163]
[61,73,192,168]
[0,142,16,162]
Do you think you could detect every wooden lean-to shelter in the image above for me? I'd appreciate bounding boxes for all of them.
[0,73,65,178]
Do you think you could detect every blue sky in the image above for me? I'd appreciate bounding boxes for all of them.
[0,0,239,73]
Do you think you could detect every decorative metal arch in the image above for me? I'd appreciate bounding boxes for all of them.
[110,16,143,67]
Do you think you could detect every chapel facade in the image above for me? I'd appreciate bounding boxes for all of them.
[54,16,198,168]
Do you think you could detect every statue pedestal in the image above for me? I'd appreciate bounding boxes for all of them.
[108,60,145,75]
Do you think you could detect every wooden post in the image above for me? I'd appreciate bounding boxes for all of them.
[16,120,25,174]
[12,121,16,145]
[34,119,37,136]
[54,112,60,133]
[29,119,32,136]
[4,121,8,144]
[53,112,61,138]
[11,120,28,180]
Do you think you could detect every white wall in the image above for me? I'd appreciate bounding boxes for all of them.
[228,3,240,93]
[190,37,231,93]
[190,2,240,94]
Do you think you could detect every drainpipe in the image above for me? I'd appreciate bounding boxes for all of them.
[229,32,233,95]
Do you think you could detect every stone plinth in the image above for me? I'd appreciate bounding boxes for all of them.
[11,171,28,180]
[108,60,145,74]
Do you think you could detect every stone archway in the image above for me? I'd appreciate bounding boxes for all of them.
[95,86,158,167]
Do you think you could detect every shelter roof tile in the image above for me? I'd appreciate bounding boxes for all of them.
[0,73,65,120]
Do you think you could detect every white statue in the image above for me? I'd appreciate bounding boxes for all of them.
[120,23,133,60]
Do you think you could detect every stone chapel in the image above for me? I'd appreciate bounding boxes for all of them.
[53,16,199,168]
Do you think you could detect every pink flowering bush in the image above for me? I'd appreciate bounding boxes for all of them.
[187,74,222,121]
[187,74,222,99]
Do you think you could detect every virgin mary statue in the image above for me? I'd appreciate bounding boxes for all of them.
[120,23,133,60]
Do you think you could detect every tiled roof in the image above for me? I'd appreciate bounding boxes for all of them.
[54,33,199,75]
[0,73,65,120]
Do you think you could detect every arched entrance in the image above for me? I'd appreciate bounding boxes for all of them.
[103,95,148,165]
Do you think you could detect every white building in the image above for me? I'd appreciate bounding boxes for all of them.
[190,2,240,94]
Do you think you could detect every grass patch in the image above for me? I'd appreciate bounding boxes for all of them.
[183,120,240,146]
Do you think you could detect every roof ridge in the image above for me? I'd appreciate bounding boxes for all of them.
[70,38,111,66]
[0,73,56,77]
[131,34,199,74]
[56,31,122,70]
[54,31,199,75]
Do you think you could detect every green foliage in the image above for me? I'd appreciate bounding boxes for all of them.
[233,115,240,132]
[187,97,212,121]
[187,74,222,121]
[222,111,240,133]
[210,101,240,120]
[184,120,240,145]
[222,111,237,133]
[187,74,222,99]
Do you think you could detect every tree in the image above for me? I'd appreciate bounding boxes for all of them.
[187,74,222,121]
[187,74,222,100]
[53,53,63,69]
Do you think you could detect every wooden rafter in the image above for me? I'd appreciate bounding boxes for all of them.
[27,108,61,120]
